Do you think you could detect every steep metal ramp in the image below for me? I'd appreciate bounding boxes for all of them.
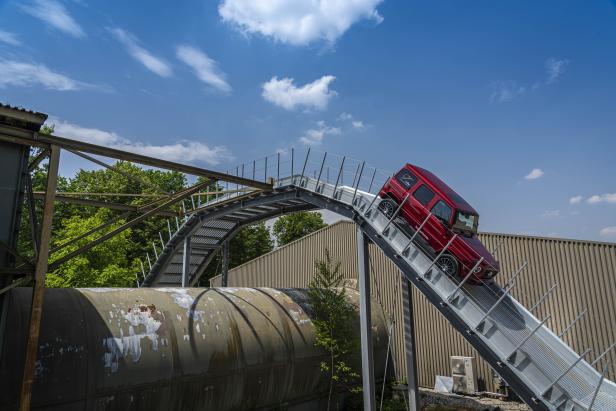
[141,150,616,410]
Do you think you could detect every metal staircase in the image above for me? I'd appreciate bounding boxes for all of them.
[141,149,616,410]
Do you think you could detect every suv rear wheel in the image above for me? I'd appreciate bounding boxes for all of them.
[378,198,397,218]
[436,254,458,277]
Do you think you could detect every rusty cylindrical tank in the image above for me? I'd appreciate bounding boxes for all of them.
[0,287,389,410]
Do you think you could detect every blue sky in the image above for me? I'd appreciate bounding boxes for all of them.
[1,0,615,242]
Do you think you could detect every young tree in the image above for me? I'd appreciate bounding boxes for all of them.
[272,211,327,246]
[308,249,361,410]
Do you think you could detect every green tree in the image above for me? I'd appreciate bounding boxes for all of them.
[308,249,361,410]
[46,209,138,287]
[272,211,327,246]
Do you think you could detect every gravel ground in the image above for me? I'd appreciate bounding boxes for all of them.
[420,388,529,411]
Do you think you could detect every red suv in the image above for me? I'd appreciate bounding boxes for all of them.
[378,164,499,282]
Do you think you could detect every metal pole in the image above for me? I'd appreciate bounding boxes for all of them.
[264,156,268,181]
[277,152,280,181]
[352,161,365,205]
[447,257,484,303]
[252,160,256,180]
[587,362,610,410]
[146,252,152,270]
[167,219,173,239]
[423,235,457,278]
[529,284,558,312]
[315,152,327,190]
[507,316,551,362]
[367,168,377,193]
[476,279,520,332]
[333,156,346,198]
[221,240,229,287]
[291,148,294,178]
[559,309,588,339]
[401,279,420,411]
[19,145,61,411]
[300,147,311,183]
[543,348,592,397]
[382,194,410,234]
[591,342,616,367]
[140,260,146,280]
[403,212,432,255]
[357,228,376,411]
[182,236,191,288]
[159,232,165,250]
[152,242,158,260]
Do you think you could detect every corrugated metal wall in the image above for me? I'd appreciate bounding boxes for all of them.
[211,221,616,392]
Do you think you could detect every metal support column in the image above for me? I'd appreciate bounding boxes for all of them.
[19,144,61,411]
[357,228,376,411]
[221,240,229,287]
[181,236,191,287]
[401,279,420,411]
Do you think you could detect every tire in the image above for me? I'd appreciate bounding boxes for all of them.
[436,254,458,277]
[378,198,397,218]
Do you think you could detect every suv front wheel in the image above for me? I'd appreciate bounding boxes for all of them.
[436,254,458,277]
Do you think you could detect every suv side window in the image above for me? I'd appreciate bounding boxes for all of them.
[413,184,435,206]
[395,169,417,190]
[431,200,452,225]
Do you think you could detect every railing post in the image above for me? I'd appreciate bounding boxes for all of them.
[587,362,610,410]
[559,309,588,339]
[299,147,310,184]
[158,232,165,250]
[591,342,616,367]
[291,147,294,178]
[529,284,558,312]
[333,156,346,198]
[146,252,152,270]
[367,168,377,194]
[182,236,191,287]
[277,152,280,181]
[507,316,551,363]
[140,260,146,280]
[382,194,410,235]
[423,235,457,279]
[447,257,484,303]
[402,212,432,256]
[542,348,592,398]
[352,161,365,205]
[167,219,173,239]
[264,156,268,182]
[475,264,526,332]
[252,160,256,180]
[221,240,229,287]
[315,152,327,190]
[152,242,158,260]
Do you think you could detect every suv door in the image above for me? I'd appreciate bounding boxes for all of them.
[430,200,453,250]
[410,184,436,243]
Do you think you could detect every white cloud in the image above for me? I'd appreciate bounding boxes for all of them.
[490,81,526,103]
[299,120,340,145]
[351,120,364,129]
[176,45,231,93]
[109,28,172,78]
[587,193,616,205]
[51,118,233,166]
[338,112,353,121]
[599,226,616,239]
[262,75,337,111]
[218,0,384,46]
[0,30,21,46]
[545,58,570,84]
[0,59,81,90]
[541,209,560,218]
[569,195,583,205]
[22,0,85,38]
[524,168,544,180]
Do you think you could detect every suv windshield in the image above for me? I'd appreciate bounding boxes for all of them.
[454,211,478,234]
